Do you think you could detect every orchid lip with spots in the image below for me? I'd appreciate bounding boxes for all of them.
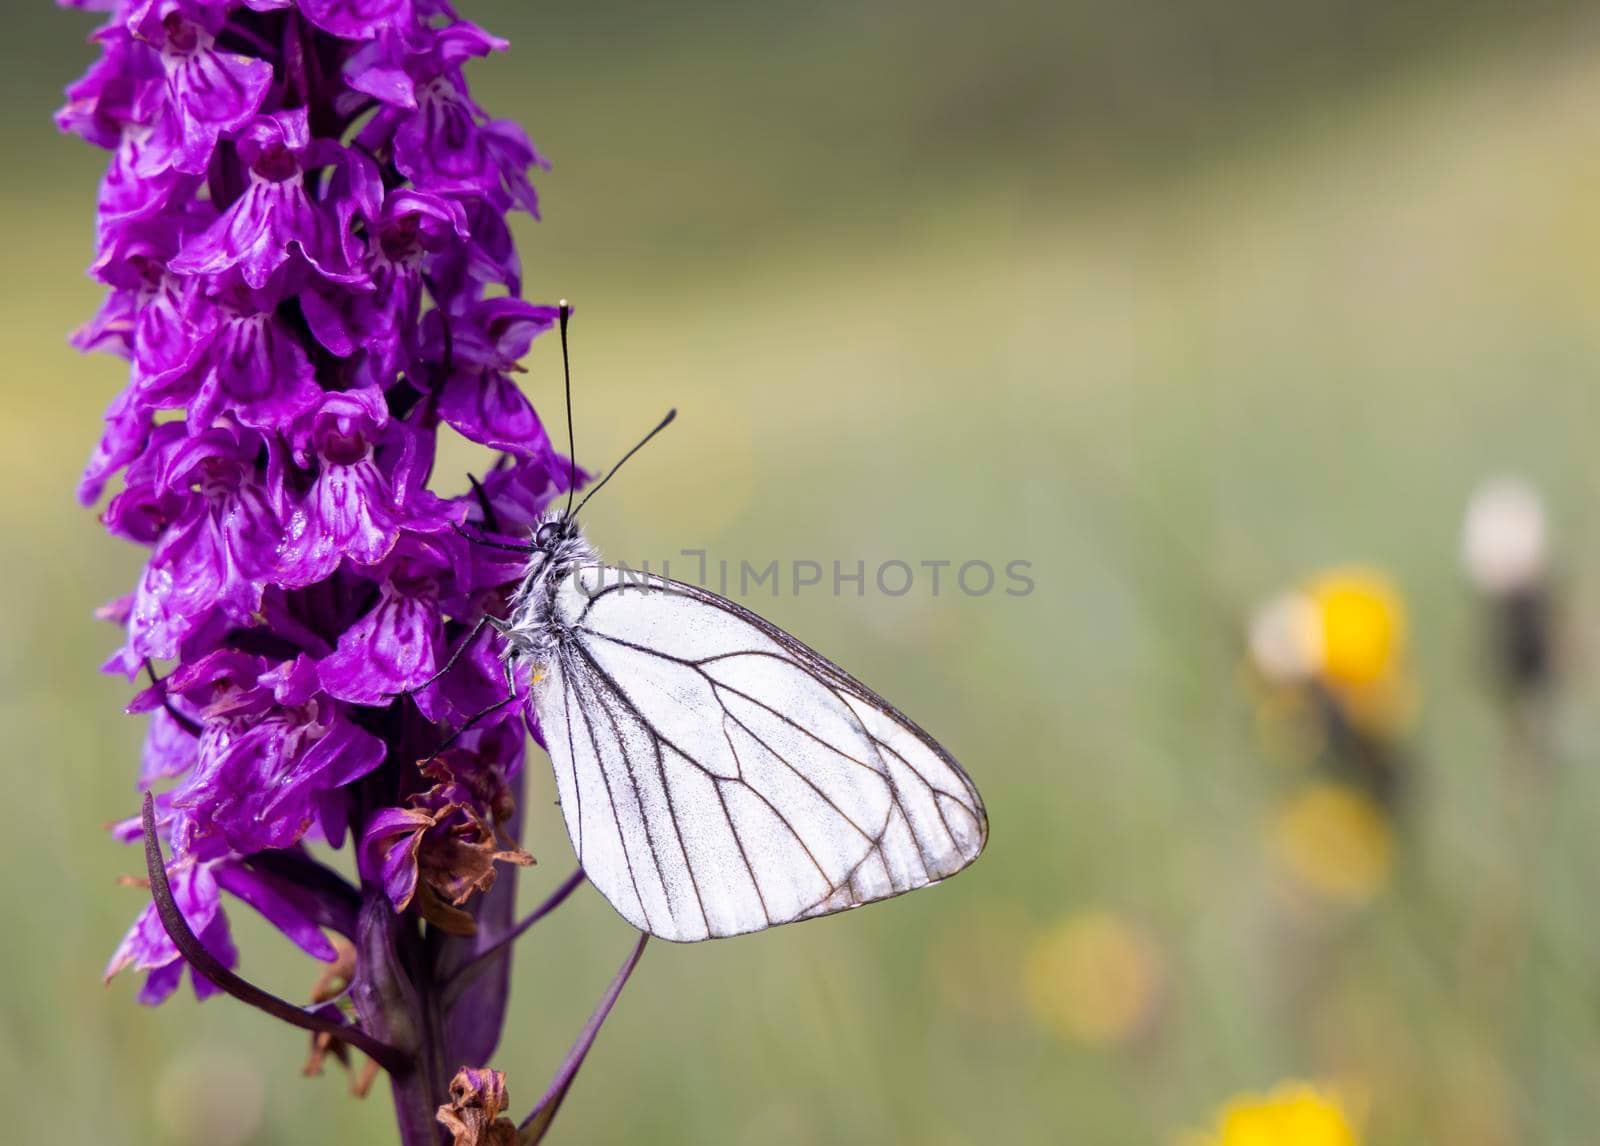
[60,0,637,1141]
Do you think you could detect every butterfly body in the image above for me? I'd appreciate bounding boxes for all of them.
[500,509,988,942]
[498,513,598,665]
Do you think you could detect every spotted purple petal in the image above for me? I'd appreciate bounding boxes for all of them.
[169,112,367,289]
[105,860,235,1006]
[149,15,274,176]
[320,575,444,703]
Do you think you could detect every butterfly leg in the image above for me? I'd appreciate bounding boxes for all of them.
[424,695,517,761]
[421,623,524,762]
[383,612,503,701]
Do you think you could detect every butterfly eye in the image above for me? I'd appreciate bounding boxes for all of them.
[535,522,562,549]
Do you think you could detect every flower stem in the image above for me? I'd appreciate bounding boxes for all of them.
[352,892,442,1145]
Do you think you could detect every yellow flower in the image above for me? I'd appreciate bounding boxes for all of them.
[1189,1082,1360,1146]
[1023,911,1163,1046]
[1270,783,1392,905]
[1247,569,1416,742]
[1303,569,1405,692]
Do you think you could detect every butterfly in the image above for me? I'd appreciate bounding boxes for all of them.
[458,306,987,942]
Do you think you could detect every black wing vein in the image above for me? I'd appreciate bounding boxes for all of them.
[584,661,678,936]
[581,626,946,884]
[540,571,987,940]
[565,654,657,935]
[569,638,834,924]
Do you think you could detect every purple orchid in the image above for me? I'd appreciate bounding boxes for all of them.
[60,1,646,1141]
[168,109,374,288]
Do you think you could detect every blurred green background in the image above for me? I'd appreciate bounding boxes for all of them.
[10,1,1600,1142]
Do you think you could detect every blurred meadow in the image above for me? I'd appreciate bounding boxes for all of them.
[11,1,1600,1142]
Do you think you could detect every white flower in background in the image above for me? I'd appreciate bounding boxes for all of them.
[1248,590,1324,684]
[1463,476,1547,596]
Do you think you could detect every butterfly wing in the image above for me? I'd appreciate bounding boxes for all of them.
[531,566,987,942]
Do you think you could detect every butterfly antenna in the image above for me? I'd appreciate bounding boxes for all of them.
[572,409,678,519]
[560,301,578,520]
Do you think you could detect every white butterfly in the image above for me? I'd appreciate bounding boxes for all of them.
[452,304,987,942]
[476,492,988,943]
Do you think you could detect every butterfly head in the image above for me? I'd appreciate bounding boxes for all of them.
[533,515,577,553]
[526,509,594,576]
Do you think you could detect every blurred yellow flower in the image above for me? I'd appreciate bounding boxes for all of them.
[1247,568,1416,743]
[1188,1082,1360,1146]
[1305,569,1405,691]
[1023,910,1163,1046]
[1270,782,1392,905]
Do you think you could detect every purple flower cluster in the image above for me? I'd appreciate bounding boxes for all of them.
[60,0,586,1128]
